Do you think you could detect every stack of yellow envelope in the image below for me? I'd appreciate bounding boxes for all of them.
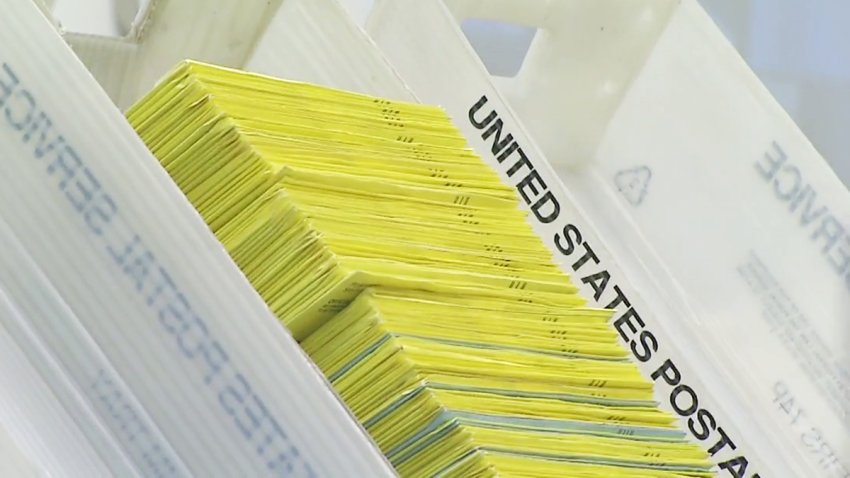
[127,61,712,478]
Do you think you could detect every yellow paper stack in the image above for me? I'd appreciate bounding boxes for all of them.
[127,61,712,477]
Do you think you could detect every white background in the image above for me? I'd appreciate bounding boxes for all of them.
[52,0,850,188]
